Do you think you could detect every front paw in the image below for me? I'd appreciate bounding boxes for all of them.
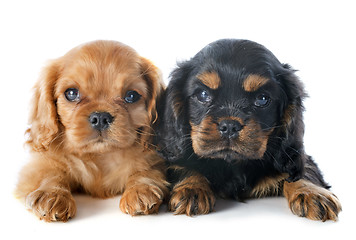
[120,184,164,216]
[169,184,215,216]
[285,180,342,221]
[26,189,76,222]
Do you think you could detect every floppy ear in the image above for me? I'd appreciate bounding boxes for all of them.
[154,61,194,162]
[139,57,165,149]
[274,64,308,181]
[278,64,307,142]
[26,59,62,152]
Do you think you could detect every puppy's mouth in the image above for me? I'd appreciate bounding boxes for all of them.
[68,129,123,153]
[202,149,246,163]
[84,134,117,149]
[91,136,108,144]
[209,149,244,163]
[191,117,271,162]
[193,138,268,162]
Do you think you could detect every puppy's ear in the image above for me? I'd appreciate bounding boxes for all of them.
[155,61,193,161]
[139,57,165,149]
[26,59,62,152]
[275,64,308,181]
[278,64,307,140]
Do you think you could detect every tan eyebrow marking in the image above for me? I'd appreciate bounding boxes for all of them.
[197,71,221,90]
[243,74,269,92]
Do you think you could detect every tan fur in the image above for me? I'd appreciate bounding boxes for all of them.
[250,174,288,198]
[283,179,342,221]
[243,74,269,92]
[282,104,297,130]
[191,117,220,155]
[191,117,273,159]
[197,71,221,89]
[169,175,215,216]
[15,40,168,222]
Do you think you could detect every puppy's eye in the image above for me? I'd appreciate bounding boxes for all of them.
[196,89,212,103]
[254,94,271,107]
[64,88,80,102]
[124,90,141,103]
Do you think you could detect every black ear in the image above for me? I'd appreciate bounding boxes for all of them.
[273,64,308,181]
[154,61,194,162]
[278,64,307,142]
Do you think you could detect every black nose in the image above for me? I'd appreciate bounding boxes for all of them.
[218,120,242,139]
[89,112,113,131]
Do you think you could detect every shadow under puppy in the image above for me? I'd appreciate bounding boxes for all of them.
[155,39,341,221]
[15,40,168,222]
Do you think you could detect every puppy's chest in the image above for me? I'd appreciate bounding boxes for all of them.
[189,159,277,199]
[68,152,134,196]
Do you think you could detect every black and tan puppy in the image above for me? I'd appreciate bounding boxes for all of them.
[155,39,341,221]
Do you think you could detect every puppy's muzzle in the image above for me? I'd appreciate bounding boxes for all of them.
[218,120,242,139]
[89,112,113,131]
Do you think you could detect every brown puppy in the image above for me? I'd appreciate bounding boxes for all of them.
[15,40,168,222]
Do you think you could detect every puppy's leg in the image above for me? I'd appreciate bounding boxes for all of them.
[167,165,215,216]
[15,158,76,222]
[284,180,341,221]
[120,168,168,216]
[283,157,341,221]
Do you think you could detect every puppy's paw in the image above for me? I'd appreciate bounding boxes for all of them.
[169,184,215,216]
[26,189,76,222]
[285,180,342,221]
[120,184,164,216]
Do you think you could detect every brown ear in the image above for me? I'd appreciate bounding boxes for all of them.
[26,59,62,152]
[139,57,165,149]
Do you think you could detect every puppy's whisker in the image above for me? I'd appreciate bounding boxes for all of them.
[47,132,66,154]
[138,63,154,79]
[158,135,192,154]
[159,134,192,148]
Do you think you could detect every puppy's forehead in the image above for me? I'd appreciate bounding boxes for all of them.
[196,69,269,93]
[193,39,282,92]
[60,41,146,95]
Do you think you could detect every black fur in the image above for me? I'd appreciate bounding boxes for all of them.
[155,39,330,210]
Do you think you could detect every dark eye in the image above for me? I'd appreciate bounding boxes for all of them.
[124,90,141,103]
[196,89,212,103]
[64,88,80,102]
[254,94,271,107]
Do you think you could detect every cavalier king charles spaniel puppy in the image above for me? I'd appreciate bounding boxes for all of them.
[154,39,341,221]
[15,40,168,222]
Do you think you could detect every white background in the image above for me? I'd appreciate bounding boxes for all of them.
[1,0,355,239]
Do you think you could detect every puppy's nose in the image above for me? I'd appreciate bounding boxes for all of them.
[89,112,113,131]
[218,120,242,139]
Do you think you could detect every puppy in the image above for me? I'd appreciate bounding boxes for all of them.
[15,40,168,222]
[155,39,342,221]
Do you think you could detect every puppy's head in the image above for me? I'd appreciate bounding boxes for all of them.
[27,40,164,154]
[157,39,306,162]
